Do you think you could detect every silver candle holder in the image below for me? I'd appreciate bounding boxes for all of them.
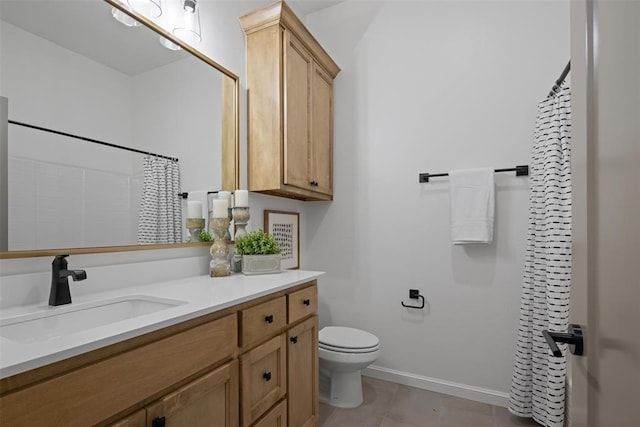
[209,217,230,277]
[186,218,205,242]
[232,206,250,240]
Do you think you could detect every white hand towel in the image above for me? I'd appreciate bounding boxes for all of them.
[449,168,495,244]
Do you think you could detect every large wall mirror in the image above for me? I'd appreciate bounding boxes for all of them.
[0,0,239,258]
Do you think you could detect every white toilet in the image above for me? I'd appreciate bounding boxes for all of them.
[318,326,380,408]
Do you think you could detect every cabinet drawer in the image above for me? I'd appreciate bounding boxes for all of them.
[0,314,237,427]
[252,399,287,427]
[240,296,286,348]
[287,284,317,324]
[240,334,287,427]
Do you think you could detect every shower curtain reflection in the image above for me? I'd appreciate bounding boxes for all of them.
[137,155,182,244]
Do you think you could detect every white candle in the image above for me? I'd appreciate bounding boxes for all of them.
[211,199,228,218]
[218,191,231,208]
[187,201,203,218]
[235,189,249,207]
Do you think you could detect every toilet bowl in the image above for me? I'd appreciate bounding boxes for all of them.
[318,326,380,408]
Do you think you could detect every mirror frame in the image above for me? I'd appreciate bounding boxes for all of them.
[0,0,240,259]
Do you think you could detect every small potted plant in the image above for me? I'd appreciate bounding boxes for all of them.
[234,229,282,275]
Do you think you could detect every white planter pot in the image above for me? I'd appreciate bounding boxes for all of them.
[241,254,281,275]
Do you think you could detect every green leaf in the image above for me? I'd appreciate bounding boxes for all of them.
[235,229,281,255]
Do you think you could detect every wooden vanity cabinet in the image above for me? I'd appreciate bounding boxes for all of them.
[0,313,238,427]
[240,1,340,201]
[0,281,319,427]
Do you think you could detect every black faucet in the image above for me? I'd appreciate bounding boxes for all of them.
[49,255,87,306]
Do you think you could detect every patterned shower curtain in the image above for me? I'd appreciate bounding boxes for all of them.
[137,155,182,244]
[509,84,572,427]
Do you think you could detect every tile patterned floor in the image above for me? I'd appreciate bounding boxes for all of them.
[319,377,541,427]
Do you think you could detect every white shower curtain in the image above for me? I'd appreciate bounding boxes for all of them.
[137,155,182,244]
[509,84,572,427]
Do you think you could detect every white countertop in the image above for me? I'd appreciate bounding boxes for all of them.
[0,270,324,379]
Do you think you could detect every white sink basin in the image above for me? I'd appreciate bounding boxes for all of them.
[0,296,186,343]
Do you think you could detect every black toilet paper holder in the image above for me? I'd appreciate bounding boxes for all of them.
[401,289,425,309]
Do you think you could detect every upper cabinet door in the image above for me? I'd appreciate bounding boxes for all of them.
[310,63,334,197]
[284,31,312,191]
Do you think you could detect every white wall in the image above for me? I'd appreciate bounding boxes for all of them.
[0,22,132,146]
[304,0,569,402]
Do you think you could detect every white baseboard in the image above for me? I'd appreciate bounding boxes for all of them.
[363,365,509,408]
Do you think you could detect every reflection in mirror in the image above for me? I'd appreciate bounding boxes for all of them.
[0,0,239,257]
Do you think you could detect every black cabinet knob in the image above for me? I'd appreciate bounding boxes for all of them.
[263,372,272,381]
[265,314,274,324]
[290,336,298,344]
[152,416,166,427]
[310,180,319,187]
[303,299,311,306]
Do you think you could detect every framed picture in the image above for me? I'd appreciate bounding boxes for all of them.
[264,210,300,270]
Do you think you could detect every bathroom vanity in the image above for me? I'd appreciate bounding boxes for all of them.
[0,271,322,427]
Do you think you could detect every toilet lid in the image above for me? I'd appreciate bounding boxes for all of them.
[319,326,380,350]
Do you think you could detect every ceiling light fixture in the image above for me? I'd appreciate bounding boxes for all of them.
[172,0,202,45]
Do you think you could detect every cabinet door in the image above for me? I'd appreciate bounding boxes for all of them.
[310,63,334,196]
[287,316,318,427]
[283,30,312,191]
[146,360,239,427]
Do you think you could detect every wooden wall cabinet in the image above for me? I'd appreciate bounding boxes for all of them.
[241,1,340,201]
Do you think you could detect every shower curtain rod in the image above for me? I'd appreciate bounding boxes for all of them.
[418,165,529,183]
[548,61,571,97]
[8,120,179,162]
[178,190,221,199]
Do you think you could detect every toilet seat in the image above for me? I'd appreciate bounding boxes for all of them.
[319,326,380,353]
[319,342,380,354]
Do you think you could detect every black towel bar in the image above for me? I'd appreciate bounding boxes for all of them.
[418,165,529,183]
